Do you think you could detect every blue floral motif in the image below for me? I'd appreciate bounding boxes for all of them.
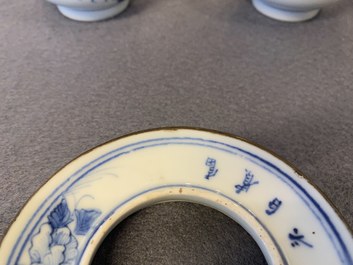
[74,209,101,236]
[29,224,77,265]
[29,196,101,265]
[48,199,73,229]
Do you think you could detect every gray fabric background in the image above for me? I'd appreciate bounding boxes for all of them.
[0,0,352,264]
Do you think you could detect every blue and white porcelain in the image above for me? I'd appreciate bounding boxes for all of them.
[252,0,338,22]
[46,0,130,22]
[0,128,352,265]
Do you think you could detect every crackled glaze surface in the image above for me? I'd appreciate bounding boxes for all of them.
[0,129,352,265]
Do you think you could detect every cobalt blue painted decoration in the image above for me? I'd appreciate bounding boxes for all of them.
[48,199,73,229]
[266,198,282,215]
[8,137,351,265]
[235,169,259,194]
[29,199,78,265]
[289,228,313,248]
[75,209,102,236]
[28,197,101,265]
[205,158,218,179]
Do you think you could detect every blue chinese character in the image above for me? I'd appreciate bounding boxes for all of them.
[205,158,218,180]
[235,169,259,194]
[289,228,313,248]
[265,198,282,215]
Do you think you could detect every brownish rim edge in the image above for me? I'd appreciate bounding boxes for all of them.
[1,126,352,252]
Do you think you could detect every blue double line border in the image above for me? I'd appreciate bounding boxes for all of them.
[7,136,352,265]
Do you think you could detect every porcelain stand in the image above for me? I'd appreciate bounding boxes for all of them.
[252,0,320,22]
[0,128,352,265]
[57,0,130,22]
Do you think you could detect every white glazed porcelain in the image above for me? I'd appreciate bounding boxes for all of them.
[46,0,338,22]
[46,0,130,22]
[0,128,352,265]
[252,0,338,22]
